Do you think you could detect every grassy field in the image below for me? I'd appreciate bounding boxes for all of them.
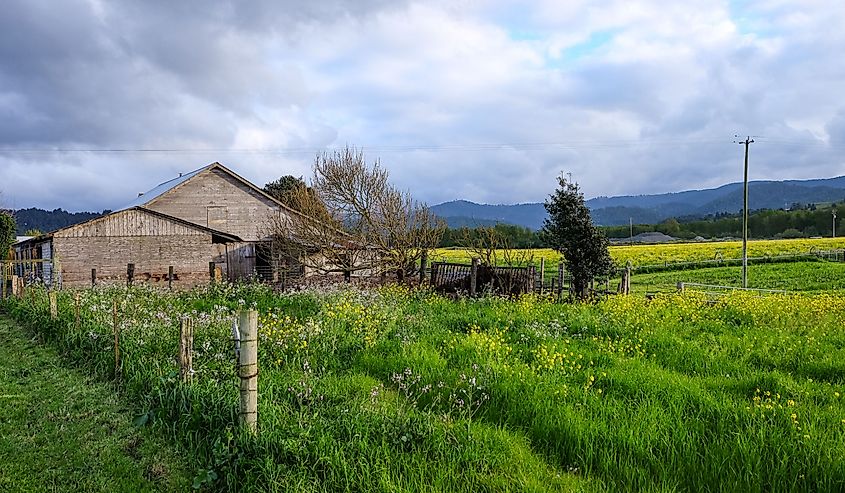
[630,261,845,294]
[0,316,191,492]
[433,237,845,271]
[3,283,844,492]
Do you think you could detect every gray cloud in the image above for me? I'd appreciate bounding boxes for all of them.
[1,0,844,213]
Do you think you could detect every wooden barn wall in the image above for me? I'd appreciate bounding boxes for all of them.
[54,235,227,288]
[54,209,206,238]
[144,168,287,242]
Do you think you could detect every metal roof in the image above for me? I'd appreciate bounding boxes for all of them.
[116,164,213,211]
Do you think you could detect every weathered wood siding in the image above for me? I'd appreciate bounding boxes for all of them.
[55,236,226,287]
[54,209,207,238]
[52,209,228,288]
[144,168,285,241]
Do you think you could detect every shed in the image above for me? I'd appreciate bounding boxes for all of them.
[12,207,240,288]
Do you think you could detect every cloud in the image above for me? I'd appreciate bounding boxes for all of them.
[1,0,844,212]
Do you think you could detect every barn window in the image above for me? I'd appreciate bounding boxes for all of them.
[207,206,228,229]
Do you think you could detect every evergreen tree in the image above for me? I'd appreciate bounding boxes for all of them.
[541,175,613,298]
[0,211,15,260]
[263,175,307,208]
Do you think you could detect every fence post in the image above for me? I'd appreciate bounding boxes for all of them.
[470,258,478,296]
[74,292,81,330]
[168,266,174,291]
[179,318,194,383]
[557,261,564,299]
[127,263,134,287]
[430,262,438,286]
[619,261,632,295]
[112,300,120,379]
[539,258,545,294]
[677,282,685,293]
[91,268,97,287]
[0,266,5,300]
[49,290,57,320]
[238,310,258,433]
[419,251,428,285]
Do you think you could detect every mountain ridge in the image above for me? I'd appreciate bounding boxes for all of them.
[432,175,845,229]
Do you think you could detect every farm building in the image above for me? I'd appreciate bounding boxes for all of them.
[11,163,302,288]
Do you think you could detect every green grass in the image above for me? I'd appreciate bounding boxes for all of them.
[3,283,845,492]
[630,260,845,294]
[0,315,192,492]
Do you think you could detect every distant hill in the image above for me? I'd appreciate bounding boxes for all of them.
[432,175,845,229]
[12,208,104,235]
[431,201,548,229]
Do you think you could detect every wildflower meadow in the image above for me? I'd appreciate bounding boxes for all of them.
[3,279,844,492]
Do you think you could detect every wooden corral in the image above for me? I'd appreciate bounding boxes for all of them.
[430,261,536,296]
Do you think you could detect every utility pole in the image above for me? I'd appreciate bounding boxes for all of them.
[738,136,754,288]
[833,209,837,238]
[629,217,633,240]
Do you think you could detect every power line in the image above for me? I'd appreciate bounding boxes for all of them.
[0,136,842,155]
[0,138,735,155]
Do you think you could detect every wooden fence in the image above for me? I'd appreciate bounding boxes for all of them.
[430,261,539,296]
[812,249,845,262]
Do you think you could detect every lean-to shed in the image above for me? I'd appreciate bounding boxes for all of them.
[12,207,240,288]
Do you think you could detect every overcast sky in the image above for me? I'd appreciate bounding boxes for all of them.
[1,0,844,212]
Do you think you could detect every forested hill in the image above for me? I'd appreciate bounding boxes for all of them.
[432,175,845,228]
[13,208,104,235]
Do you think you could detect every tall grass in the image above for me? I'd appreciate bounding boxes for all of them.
[3,283,844,492]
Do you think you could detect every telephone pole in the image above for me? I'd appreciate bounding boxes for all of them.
[738,136,754,288]
[833,209,837,238]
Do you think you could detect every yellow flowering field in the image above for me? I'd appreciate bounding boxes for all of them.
[433,237,845,269]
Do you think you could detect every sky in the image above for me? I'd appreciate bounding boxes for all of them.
[1,0,845,212]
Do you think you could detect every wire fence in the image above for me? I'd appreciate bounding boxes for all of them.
[0,285,259,434]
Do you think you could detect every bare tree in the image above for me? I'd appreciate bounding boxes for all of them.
[265,147,445,280]
[461,225,535,267]
[459,225,534,293]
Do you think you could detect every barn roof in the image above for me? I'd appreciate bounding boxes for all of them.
[116,162,302,217]
[117,164,212,211]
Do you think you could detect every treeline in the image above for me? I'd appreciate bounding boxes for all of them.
[438,203,845,247]
[12,208,105,235]
[602,204,845,240]
[439,223,545,248]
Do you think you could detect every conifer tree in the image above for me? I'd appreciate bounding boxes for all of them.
[542,174,613,298]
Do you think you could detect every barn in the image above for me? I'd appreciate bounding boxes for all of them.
[12,163,299,288]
